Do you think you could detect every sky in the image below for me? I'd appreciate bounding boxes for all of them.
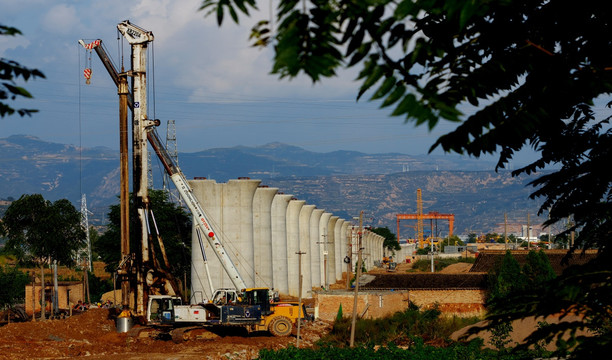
[0,0,532,166]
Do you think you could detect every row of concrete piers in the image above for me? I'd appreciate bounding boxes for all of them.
[188,178,386,300]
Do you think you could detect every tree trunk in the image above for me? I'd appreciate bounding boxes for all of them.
[31,275,36,322]
[40,264,45,321]
[84,269,91,304]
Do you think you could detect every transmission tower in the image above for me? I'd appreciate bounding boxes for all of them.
[164,120,182,204]
[80,194,93,272]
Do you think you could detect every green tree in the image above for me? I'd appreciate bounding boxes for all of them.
[370,226,400,252]
[440,234,463,251]
[484,233,500,243]
[522,250,556,289]
[95,190,191,288]
[488,251,526,304]
[1,25,45,117]
[1,194,85,319]
[0,265,30,313]
[1,194,85,267]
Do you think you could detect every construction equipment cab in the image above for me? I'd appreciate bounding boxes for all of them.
[203,288,307,336]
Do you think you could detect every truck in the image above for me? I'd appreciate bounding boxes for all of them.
[81,20,308,340]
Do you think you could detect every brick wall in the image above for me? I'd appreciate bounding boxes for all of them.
[408,289,486,317]
[314,288,486,321]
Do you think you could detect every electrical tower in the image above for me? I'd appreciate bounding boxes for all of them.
[163,120,182,204]
[80,194,93,272]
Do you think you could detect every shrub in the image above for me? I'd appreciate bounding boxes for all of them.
[320,302,480,347]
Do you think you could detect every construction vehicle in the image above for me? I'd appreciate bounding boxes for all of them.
[147,127,308,339]
[81,20,308,339]
[147,287,306,341]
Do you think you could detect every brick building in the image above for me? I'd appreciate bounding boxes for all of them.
[25,281,85,316]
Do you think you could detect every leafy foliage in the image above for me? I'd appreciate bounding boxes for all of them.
[485,255,612,358]
[270,298,550,359]
[440,235,464,250]
[523,250,556,288]
[323,302,478,347]
[199,2,612,354]
[200,0,612,254]
[1,194,86,267]
[0,24,45,117]
[0,265,30,309]
[370,226,400,252]
[87,271,114,304]
[488,251,527,303]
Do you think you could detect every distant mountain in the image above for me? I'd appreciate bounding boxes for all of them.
[178,142,497,180]
[0,135,546,233]
[264,171,548,238]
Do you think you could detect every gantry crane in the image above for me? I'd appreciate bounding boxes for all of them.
[396,189,455,248]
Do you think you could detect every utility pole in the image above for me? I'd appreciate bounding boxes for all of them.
[345,228,353,290]
[430,249,435,273]
[296,251,306,348]
[350,211,364,348]
[504,212,508,250]
[317,233,330,290]
[527,213,531,250]
[569,216,575,249]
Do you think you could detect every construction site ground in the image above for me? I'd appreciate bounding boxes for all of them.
[0,308,331,360]
[0,261,581,358]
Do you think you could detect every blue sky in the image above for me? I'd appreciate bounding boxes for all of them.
[1,0,534,167]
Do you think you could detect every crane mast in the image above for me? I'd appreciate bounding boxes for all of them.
[80,21,247,319]
[115,20,155,316]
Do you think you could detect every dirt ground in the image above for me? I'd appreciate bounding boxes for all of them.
[450,314,592,350]
[0,308,332,360]
[2,263,569,358]
[438,262,473,273]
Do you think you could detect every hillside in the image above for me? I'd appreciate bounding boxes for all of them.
[264,171,545,236]
[0,135,547,234]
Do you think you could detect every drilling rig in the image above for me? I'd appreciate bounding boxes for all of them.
[80,21,306,339]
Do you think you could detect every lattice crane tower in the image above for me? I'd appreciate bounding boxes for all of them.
[417,188,424,247]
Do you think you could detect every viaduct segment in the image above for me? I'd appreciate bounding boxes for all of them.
[188,177,386,300]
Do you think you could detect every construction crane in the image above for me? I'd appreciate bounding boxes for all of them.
[396,189,455,248]
[417,189,424,247]
[80,20,306,338]
[81,20,164,324]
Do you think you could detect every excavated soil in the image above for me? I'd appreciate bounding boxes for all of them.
[0,308,331,360]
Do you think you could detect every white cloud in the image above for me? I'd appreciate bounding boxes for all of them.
[40,4,81,35]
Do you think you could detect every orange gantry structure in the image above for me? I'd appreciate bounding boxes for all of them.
[396,211,455,242]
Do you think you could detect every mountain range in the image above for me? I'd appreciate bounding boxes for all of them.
[0,135,549,235]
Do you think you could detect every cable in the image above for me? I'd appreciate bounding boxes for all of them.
[78,42,82,198]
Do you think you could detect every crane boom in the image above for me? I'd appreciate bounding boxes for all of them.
[147,130,248,291]
[78,39,133,108]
